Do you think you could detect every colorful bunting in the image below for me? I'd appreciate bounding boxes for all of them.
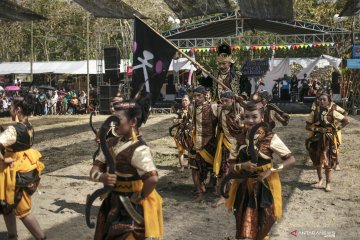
[178,42,335,53]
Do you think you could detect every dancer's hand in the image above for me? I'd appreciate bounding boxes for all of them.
[316,127,327,134]
[100,168,116,187]
[4,157,14,164]
[130,191,143,204]
[241,161,257,173]
[257,169,271,183]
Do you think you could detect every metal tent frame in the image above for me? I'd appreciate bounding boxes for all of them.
[162,11,356,55]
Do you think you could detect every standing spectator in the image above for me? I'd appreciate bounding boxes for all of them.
[299,73,309,102]
[62,92,69,114]
[70,96,79,115]
[50,91,58,115]
[2,96,8,112]
[290,75,299,102]
[44,100,49,115]
[280,74,290,101]
[79,91,87,107]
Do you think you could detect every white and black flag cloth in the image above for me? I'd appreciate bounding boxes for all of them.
[131,16,178,104]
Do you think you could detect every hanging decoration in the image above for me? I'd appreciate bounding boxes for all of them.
[178,42,336,53]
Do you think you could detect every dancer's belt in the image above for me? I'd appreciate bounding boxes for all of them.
[113,180,142,193]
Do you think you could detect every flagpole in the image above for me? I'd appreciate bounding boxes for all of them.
[134,15,231,92]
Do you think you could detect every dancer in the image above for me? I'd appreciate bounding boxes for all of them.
[188,85,218,202]
[306,91,349,192]
[226,101,295,240]
[0,94,46,240]
[89,94,163,240]
[198,44,241,100]
[258,90,290,130]
[212,91,243,207]
[172,95,191,171]
[310,90,347,170]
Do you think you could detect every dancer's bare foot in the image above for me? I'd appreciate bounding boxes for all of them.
[200,183,206,193]
[179,166,184,172]
[335,164,341,171]
[325,183,332,192]
[211,197,226,208]
[193,192,204,203]
[313,178,324,188]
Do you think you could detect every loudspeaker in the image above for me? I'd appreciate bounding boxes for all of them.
[166,84,176,94]
[167,75,174,85]
[99,85,120,114]
[104,48,120,70]
[104,69,119,85]
[99,99,111,114]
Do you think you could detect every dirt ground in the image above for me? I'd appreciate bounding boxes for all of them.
[0,113,359,240]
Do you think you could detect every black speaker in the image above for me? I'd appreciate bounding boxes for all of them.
[99,85,119,99]
[167,75,174,85]
[99,85,120,114]
[104,48,120,70]
[99,99,111,114]
[104,69,119,85]
[166,84,176,94]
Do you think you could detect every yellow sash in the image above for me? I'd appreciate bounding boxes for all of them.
[199,149,214,165]
[193,128,214,165]
[114,180,164,239]
[225,163,282,219]
[213,132,232,176]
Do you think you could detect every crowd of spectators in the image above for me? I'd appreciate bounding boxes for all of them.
[272,73,330,103]
[0,86,96,116]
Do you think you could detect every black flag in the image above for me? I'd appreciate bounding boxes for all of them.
[131,16,178,104]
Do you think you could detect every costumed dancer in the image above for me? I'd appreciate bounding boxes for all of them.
[198,44,241,100]
[0,94,46,240]
[90,94,163,240]
[257,90,290,130]
[309,90,347,170]
[212,90,244,208]
[189,85,218,202]
[225,101,295,240]
[305,91,349,192]
[171,95,191,172]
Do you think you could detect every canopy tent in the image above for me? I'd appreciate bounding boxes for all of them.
[261,55,341,94]
[295,55,341,79]
[163,0,234,19]
[262,58,291,94]
[339,0,360,17]
[0,61,107,75]
[0,0,46,21]
[73,0,145,19]
[73,0,294,20]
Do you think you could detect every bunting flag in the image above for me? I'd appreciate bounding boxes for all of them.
[178,42,335,53]
[131,16,178,104]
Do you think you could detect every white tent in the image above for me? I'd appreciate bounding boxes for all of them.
[0,60,126,75]
[260,55,341,95]
[295,55,342,79]
[262,57,291,94]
